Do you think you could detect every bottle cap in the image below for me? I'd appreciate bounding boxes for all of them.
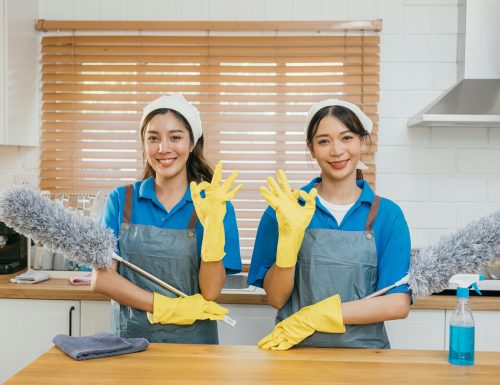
[457,287,469,298]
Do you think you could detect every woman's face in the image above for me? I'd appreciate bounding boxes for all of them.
[309,114,364,183]
[143,111,193,182]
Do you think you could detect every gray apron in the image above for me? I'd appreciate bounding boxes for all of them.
[277,195,390,349]
[111,184,219,344]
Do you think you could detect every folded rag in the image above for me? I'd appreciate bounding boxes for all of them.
[53,332,149,361]
[10,270,50,284]
[68,272,92,286]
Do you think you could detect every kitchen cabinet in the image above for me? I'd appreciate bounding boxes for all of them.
[385,309,446,350]
[0,299,80,384]
[445,310,500,352]
[80,300,112,336]
[217,304,277,345]
[0,0,38,146]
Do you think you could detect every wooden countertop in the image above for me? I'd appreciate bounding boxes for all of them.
[1,272,500,309]
[6,344,500,385]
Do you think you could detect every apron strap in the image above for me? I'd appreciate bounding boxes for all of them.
[123,184,134,224]
[364,195,381,239]
[187,209,198,230]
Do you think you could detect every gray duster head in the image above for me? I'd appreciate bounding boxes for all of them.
[409,209,500,298]
[0,187,115,269]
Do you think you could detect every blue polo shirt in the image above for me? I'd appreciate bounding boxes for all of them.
[248,178,411,296]
[101,177,242,274]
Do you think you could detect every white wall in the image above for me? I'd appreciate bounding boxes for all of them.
[10,0,495,247]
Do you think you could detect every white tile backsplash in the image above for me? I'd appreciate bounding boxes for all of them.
[100,0,127,20]
[378,0,403,34]
[403,35,432,62]
[265,0,292,20]
[433,5,458,34]
[209,0,236,20]
[44,0,73,19]
[488,177,500,202]
[181,0,209,20]
[400,148,456,174]
[320,0,349,20]
[153,0,183,21]
[401,90,441,117]
[457,203,500,227]
[458,150,500,174]
[431,176,488,202]
[72,0,100,20]
[237,0,266,20]
[404,5,433,34]
[431,126,488,147]
[349,0,378,20]
[432,62,457,89]
[377,174,432,201]
[127,0,155,20]
[401,202,457,229]
[375,146,402,173]
[378,118,431,146]
[291,0,321,20]
[32,0,499,243]
[429,35,457,62]
[378,91,403,118]
[381,34,403,62]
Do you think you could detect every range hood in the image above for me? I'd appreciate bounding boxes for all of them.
[408,0,500,127]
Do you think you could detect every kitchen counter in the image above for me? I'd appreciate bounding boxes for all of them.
[1,272,500,309]
[6,344,500,384]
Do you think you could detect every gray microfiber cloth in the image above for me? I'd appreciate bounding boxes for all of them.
[53,332,149,361]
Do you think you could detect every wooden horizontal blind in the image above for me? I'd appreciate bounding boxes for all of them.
[40,33,380,262]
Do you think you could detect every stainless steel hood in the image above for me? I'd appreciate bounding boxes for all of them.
[408,0,500,127]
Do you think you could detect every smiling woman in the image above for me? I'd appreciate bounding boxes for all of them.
[91,94,242,344]
[249,99,410,351]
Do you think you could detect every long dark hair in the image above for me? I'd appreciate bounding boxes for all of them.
[306,105,371,180]
[140,108,213,183]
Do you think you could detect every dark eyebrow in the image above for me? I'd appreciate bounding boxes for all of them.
[145,129,185,134]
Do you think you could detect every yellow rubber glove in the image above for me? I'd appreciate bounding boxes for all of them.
[147,293,229,325]
[190,162,242,262]
[258,294,345,351]
[259,170,317,268]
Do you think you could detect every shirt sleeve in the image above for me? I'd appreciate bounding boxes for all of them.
[247,207,279,288]
[195,201,242,275]
[375,200,411,297]
[99,187,123,255]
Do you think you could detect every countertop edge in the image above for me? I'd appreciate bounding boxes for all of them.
[1,275,500,309]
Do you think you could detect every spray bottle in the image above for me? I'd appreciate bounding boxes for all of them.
[448,274,484,366]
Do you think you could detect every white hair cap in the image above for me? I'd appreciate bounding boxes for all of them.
[141,94,203,145]
[304,99,372,170]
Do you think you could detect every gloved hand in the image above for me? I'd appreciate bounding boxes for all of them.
[147,293,229,325]
[258,294,345,350]
[259,170,317,268]
[190,162,242,262]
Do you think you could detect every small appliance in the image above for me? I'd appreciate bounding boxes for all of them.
[0,221,28,274]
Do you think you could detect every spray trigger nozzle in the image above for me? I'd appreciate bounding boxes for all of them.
[471,282,482,296]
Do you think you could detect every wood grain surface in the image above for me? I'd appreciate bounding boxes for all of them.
[6,344,500,385]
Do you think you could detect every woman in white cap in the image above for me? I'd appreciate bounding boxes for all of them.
[92,94,242,344]
[248,99,411,350]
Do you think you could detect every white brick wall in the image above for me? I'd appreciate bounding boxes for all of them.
[27,0,500,248]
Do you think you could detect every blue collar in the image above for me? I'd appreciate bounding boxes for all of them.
[302,177,375,204]
[138,177,193,203]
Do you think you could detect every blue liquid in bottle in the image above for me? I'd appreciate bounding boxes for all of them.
[449,325,474,366]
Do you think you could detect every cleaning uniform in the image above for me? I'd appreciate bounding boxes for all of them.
[248,177,411,349]
[101,177,241,344]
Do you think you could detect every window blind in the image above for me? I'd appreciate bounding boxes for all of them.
[40,33,380,262]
